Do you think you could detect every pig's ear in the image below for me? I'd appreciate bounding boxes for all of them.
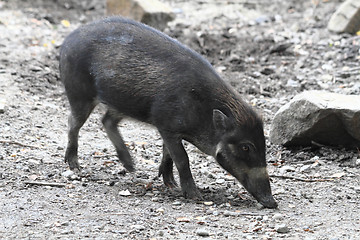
[213,109,231,132]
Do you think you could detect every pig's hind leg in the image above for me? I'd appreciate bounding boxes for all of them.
[158,144,178,188]
[102,110,135,172]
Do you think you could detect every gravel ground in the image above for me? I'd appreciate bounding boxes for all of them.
[0,0,360,239]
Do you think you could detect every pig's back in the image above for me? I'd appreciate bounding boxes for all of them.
[60,17,223,122]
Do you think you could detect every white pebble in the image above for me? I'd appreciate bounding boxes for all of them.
[356,158,360,166]
[216,178,225,184]
[272,213,283,220]
[196,228,210,236]
[275,224,290,233]
[62,170,74,178]
[119,189,131,196]
[279,166,296,175]
[299,165,312,173]
[131,224,145,230]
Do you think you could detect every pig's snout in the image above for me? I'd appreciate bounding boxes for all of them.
[257,194,278,209]
[240,167,278,209]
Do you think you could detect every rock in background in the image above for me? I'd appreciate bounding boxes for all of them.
[328,0,360,34]
[106,0,175,30]
[270,91,360,147]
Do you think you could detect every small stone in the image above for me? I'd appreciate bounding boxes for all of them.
[279,166,296,175]
[286,79,300,87]
[275,224,290,233]
[352,186,360,193]
[0,98,6,113]
[156,208,164,214]
[223,210,239,217]
[216,178,225,184]
[62,170,74,179]
[196,228,210,237]
[299,165,312,173]
[321,64,333,71]
[212,211,220,216]
[272,213,283,220]
[321,74,333,82]
[203,201,214,206]
[158,230,165,236]
[355,158,360,166]
[119,189,131,196]
[177,217,191,222]
[131,224,146,230]
[172,201,182,206]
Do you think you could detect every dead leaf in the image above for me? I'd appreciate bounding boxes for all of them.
[61,20,70,28]
[145,182,153,191]
[103,160,116,166]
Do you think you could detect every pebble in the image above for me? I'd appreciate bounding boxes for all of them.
[279,166,296,175]
[172,201,182,206]
[131,224,146,231]
[195,228,210,237]
[203,201,214,206]
[321,74,333,82]
[272,213,283,220]
[275,224,290,233]
[62,170,74,179]
[158,230,165,236]
[119,190,131,196]
[299,165,312,173]
[223,210,239,217]
[216,178,225,184]
[321,63,333,71]
[156,208,164,214]
[355,158,360,166]
[286,79,300,87]
[0,98,6,113]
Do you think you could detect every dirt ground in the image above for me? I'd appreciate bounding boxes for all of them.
[1,0,360,239]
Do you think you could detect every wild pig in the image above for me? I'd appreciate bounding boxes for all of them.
[59,17,277,208]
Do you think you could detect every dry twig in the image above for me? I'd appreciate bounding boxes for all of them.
[0,140,41,149]
[24,181,67,188]
[270,174,335,182]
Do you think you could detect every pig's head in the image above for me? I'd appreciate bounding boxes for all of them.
[212,109,277,208]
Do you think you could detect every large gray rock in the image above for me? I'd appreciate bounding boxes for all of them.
[328,0,360,34]
[106,0,175,31]
[270,91,360,148]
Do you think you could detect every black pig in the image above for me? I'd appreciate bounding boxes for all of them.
[59,17,277,208]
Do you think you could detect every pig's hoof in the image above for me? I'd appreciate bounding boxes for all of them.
[66,159,81,171]
[162,173,178,188]
[124,164,135,172]
[183,187,202,200]
[164,178,178,188]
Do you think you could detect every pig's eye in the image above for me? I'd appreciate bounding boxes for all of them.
[241,145,250,152]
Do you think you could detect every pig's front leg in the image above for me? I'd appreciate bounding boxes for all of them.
[160,132,201,199]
